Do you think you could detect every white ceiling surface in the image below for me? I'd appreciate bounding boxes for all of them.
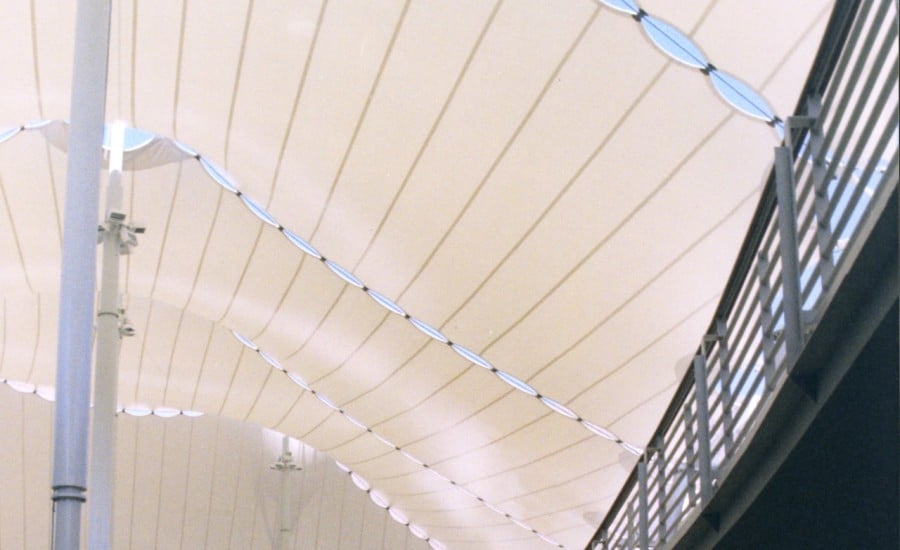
[0,386,429,550]
[0,0,832,548]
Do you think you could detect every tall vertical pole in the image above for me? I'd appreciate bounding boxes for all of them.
[272,435,300,550]
[88,122,125,550]
[52,1,111,548]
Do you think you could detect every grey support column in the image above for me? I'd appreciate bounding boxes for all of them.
[51,1,111,548]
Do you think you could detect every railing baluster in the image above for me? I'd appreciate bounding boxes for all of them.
[626,497,636,548]
[692,354,714,505]
[806,95,835,289]
[756,252,777,391]
[654,435,668,545]
[774,144,805,359]
[638,458,649,549]
[715,319,736,456]
[682,402,697,508]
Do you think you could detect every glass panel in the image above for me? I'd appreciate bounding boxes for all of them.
[258,350,283,371]
[710,70,775,121]
[287,372,311,391]
[0,126,21,145]
[231,330,258,350]
[6,380,35,393]
[389,507,409,525]
[641,15,707,69]
[581,419,617,441]
[409,317,449,343]
[240,194,280,227]
[540,396,578,419]
[124,406,152,417]
[496,370,538,396]
[313,391,340,411]
[366,289,406,316]
[325,259,364,288]
[199,157,239,194]
[153,407,181,418]
[451,343,492,370]
[599,0,639,15]
[282,229,322,260]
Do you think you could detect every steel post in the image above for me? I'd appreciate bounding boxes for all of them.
[774,146,805,360]
[692,354,714,505]
[638,459,649,549]
[51,1,111,548]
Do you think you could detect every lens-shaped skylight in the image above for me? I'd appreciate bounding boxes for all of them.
[450,343,494,370]
[350,472,370,491]
[344,413,368,431]
[36,385,56,402]
[313,391,340,412]
[495,370,538,396]
[622,442,643,455]
[182,410,204,417]
[287,371,311,391]
[199,157,240,194]
[409,524,428,540]
[258,350,283,371]
[366,289,406,316]
[231,330,258,351]
[400,449,426,466]
[389,507,409,525]
[123,406,152,417]
[581,419,617,441]
[0,126,21,145]
[282,229,323,260]
[709,69,775,121]
[240,194,280,228]
[153,407,181,418]
[540,396,578,419]
[7,380,35,393]
[599,0,639,15]
[371,430,396,449]
[103,124,155,152]
[429,539,447,550]
[641,15,707,69]
[325,259,365,288]
[335,461,351,473]
[172,139,198,157]
[409,317,449,344]
[369,490,389,509]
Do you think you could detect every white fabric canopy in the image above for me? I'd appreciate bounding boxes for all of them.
[0,1,832,547]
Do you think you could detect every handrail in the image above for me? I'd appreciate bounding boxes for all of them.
[588,1,898,547]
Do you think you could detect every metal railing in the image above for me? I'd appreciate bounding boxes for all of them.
[589,1,899,548]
